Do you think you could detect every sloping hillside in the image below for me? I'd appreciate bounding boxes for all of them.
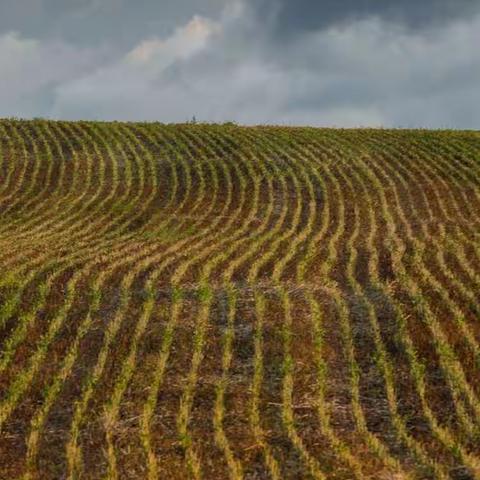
[1,120,480,479]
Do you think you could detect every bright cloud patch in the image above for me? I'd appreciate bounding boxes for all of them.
[128,15,220,65]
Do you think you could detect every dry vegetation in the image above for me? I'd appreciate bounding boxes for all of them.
[0,119,480,479]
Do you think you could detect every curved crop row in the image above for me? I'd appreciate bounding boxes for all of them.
[0,121,479,479]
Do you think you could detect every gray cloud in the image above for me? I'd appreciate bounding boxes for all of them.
[0,0,479,128]
[252,0,480,39]
[0,0,227,49]
[0,32,105,118]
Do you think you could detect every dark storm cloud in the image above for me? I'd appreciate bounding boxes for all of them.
[252,0,480,38]
[3,0,477,44]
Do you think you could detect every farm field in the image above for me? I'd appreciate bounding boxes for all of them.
[0,119,480,479]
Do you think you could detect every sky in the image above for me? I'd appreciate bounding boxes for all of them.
[0,0,479,128]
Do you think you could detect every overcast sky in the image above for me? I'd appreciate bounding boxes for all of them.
[1,0,479,127]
